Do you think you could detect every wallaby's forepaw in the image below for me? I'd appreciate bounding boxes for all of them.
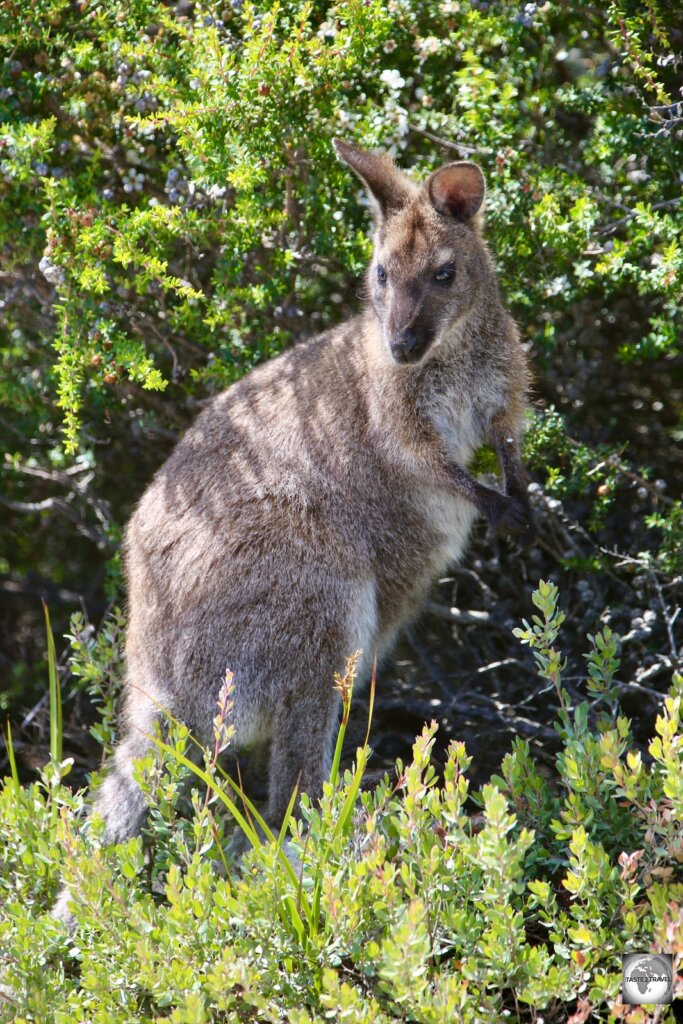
[483,491,535,544]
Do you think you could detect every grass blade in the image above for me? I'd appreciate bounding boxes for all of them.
[276,778,300,858]
[149,732,311,939]
[328,710,348,792]
[134,693,307,901]
[331,746,369,843]
[134,690,280,843]
[214,764,277,845]
[216,766,310,915]
[4,720,20,798]
[148,734,261,847]
[43,600,62,763]
[364,657,377,749]
[282,895,305,945]
[138,685,313,932]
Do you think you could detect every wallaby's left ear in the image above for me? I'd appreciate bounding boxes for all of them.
[427,162,486,222]
[333,138,416,221]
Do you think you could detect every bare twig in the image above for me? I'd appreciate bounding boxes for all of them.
[0,577,87,605]
[650,571,680,662]
[630,659,675,689]
[407,122,490,157]
[423,601,491,625]
[648,99,683,136]
[7,463,90,482]
[4,461,113,533]
[0,494,111,547]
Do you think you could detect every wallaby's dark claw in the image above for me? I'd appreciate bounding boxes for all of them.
[484,492,534,542]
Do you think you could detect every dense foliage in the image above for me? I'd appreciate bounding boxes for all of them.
[0,1,681,1019]
[1,583,682,1022]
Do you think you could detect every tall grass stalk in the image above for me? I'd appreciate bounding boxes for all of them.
[43,600,62,764]
[328,651,361,788]
[308,655,376,940]
[3,720,20,798]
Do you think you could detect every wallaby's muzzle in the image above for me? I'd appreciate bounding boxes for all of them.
[390,327,434,364]
[390,328,420,363]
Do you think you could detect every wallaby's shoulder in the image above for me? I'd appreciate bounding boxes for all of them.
[209,311,370,415]
[128,313,374,533]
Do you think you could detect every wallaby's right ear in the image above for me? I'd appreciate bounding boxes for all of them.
[333,139,416,221]
[427,162,486,222]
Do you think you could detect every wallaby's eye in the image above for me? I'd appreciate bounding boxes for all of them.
[377,265,387,285]
[434,263,455,283]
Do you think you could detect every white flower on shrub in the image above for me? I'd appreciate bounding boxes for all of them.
[545,274,569,297]
[380,69,405,92]
[416,36,441,58]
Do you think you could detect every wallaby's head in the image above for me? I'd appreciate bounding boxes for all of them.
[334,139,491,366]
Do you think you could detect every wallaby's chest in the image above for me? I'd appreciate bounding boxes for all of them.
[361,465,478,641]
[425,368,503,468]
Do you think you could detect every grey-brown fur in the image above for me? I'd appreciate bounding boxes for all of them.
[53,141,532,921]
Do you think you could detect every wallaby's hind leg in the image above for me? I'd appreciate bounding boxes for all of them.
[262,578,377,828]
[266,694,340,827]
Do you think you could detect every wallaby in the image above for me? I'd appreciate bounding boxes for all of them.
[53,139,532,922]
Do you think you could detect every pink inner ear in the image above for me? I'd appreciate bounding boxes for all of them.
[430,164,485,220]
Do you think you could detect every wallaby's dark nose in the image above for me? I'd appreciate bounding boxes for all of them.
[390,328,419,363]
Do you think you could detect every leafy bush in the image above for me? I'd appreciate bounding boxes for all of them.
[1,582,681,1022]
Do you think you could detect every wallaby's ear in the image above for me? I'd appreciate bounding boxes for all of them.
[427,162,486,222]
[333,138,416,221]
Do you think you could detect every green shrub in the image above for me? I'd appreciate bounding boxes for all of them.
[1,582,681,1022]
